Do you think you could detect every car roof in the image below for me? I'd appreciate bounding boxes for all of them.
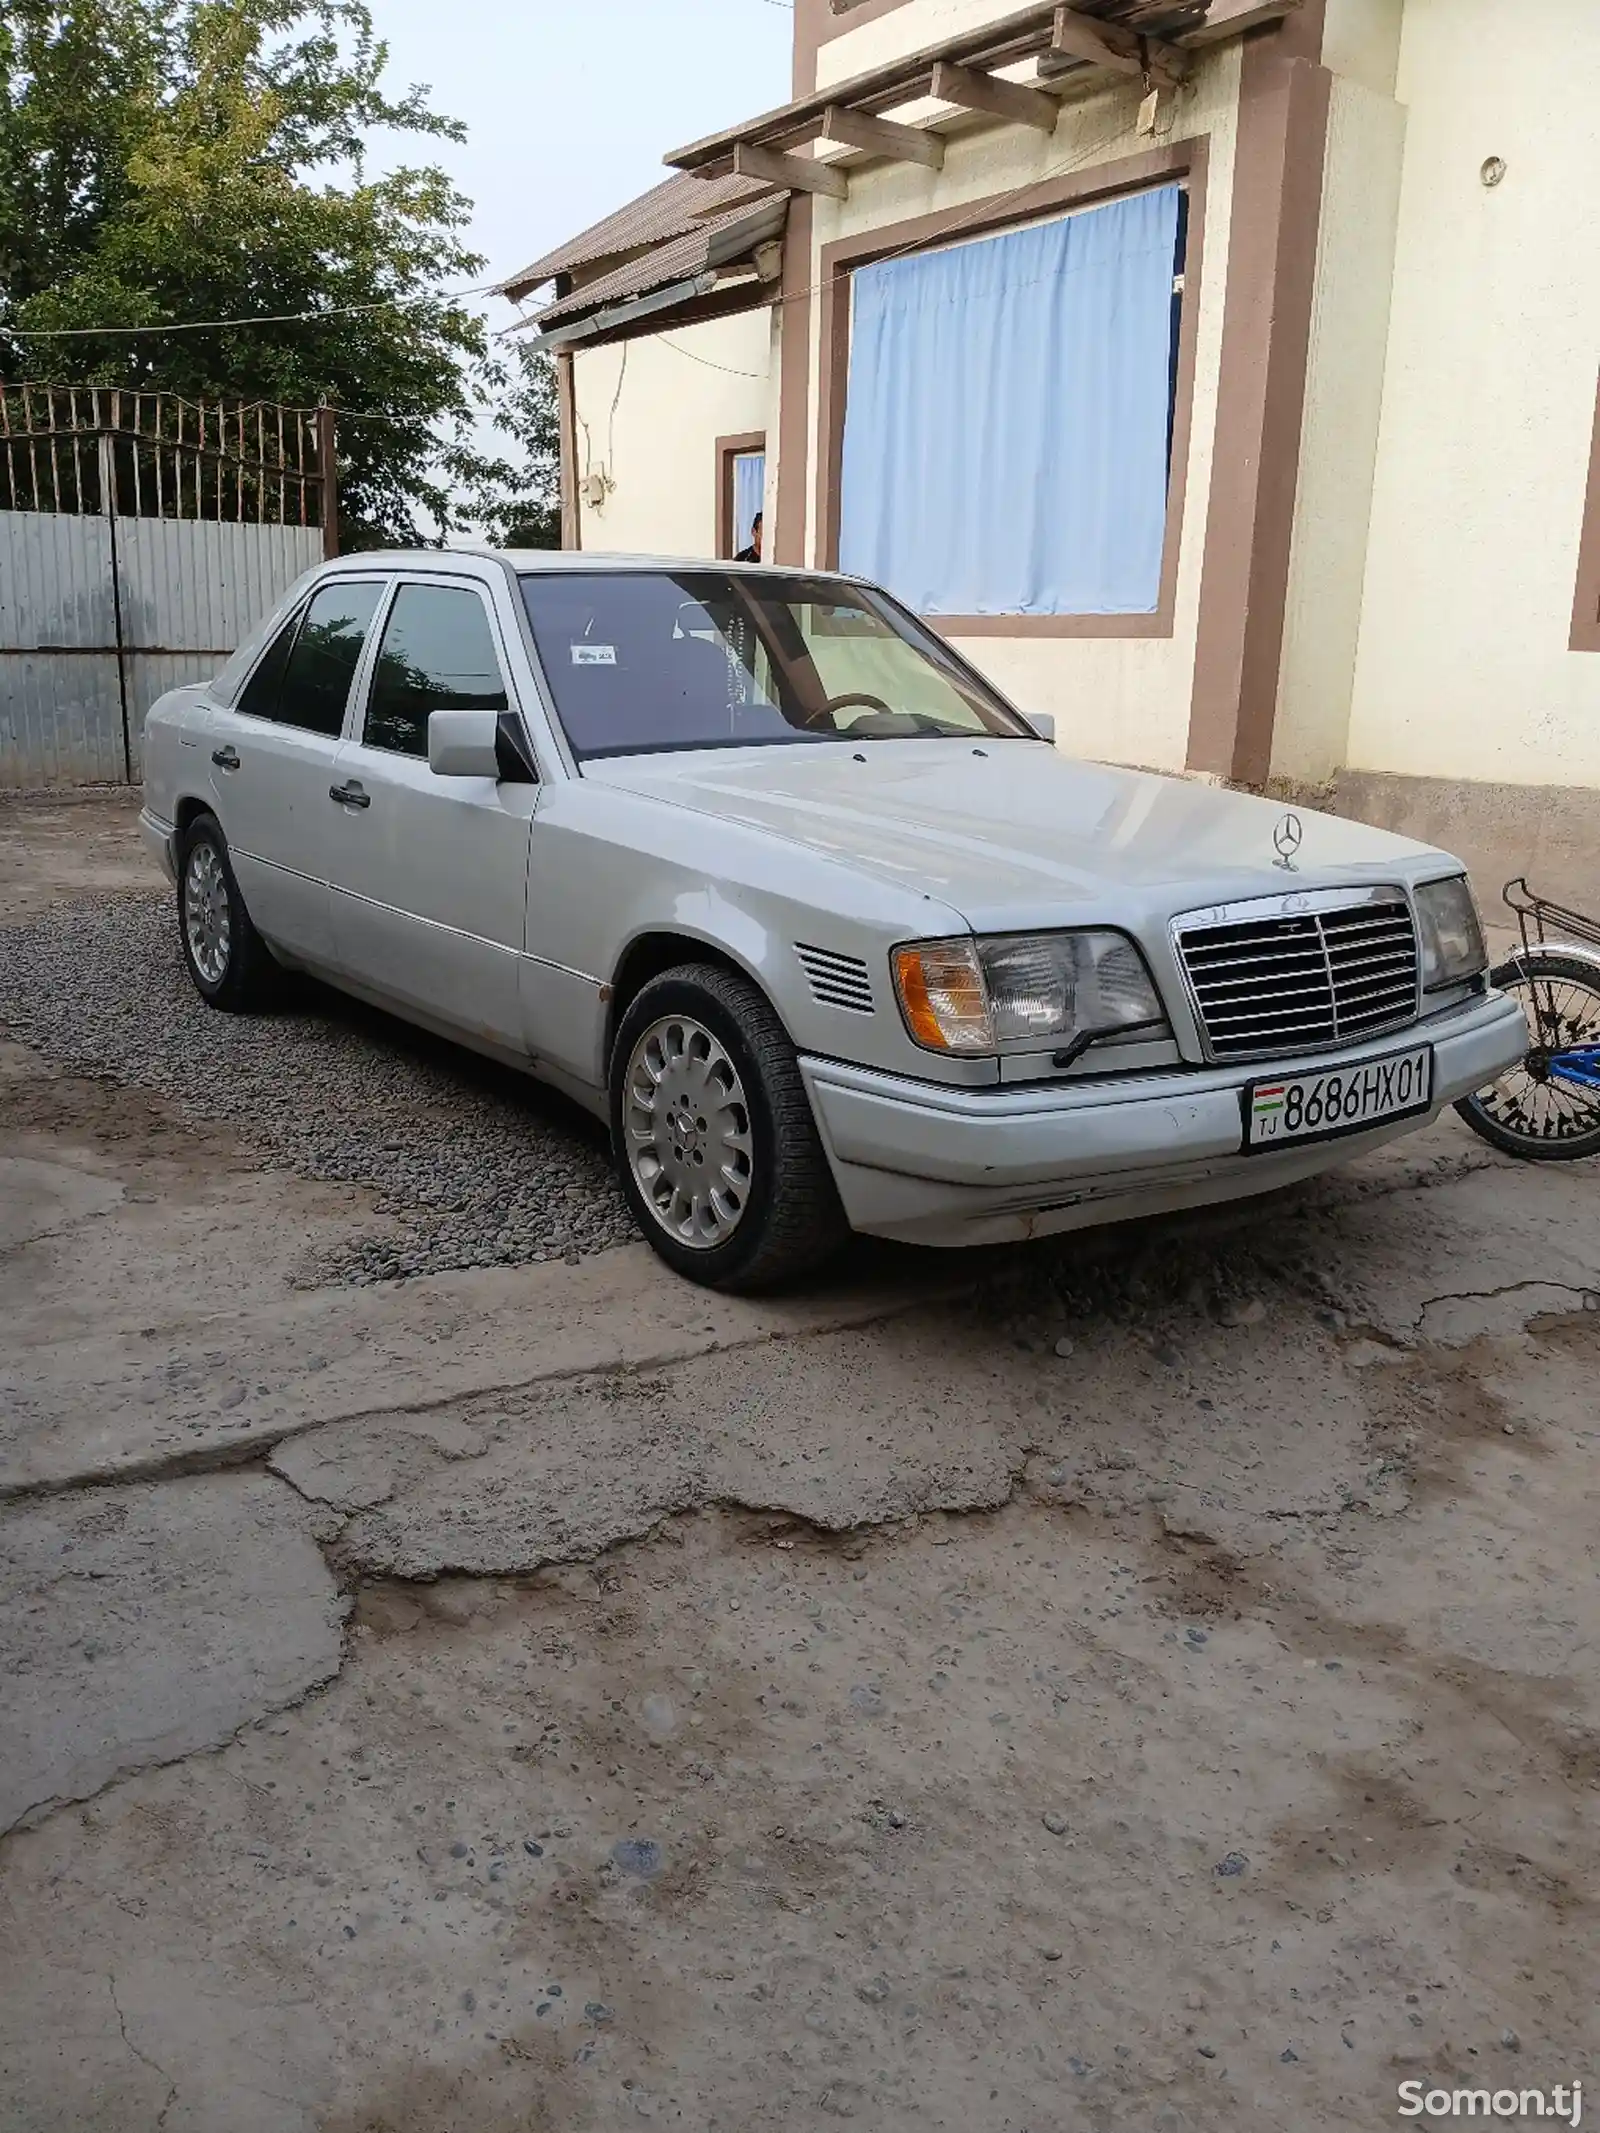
[317,548,861,582]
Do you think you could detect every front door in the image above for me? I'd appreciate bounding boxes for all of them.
[326,577,536,1053]
[206,578,384,966]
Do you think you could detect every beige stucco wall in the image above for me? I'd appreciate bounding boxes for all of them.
[1270,63,1407,783]
[1344,0,1600,791]
[794,44,1243,774]
[1320,0,1403,96]
[817,0,1028,87]
[571,309,773,558]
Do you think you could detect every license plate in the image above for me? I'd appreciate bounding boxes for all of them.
[1243,1044,1434,1152]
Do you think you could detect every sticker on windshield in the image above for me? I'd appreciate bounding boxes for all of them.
[570,643,616,666]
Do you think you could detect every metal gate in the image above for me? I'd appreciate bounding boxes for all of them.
[0,388,334,787]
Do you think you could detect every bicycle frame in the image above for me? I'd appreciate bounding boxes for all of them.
[1552,1045,1600,1092]
[1493,879,1600,1102]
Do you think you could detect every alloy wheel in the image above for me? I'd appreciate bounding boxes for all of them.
[183,840,232,987]
[623,1013,754,1248]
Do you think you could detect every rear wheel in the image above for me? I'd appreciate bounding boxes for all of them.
[1454,952,1600,1160]
[176,812,278,1013]
[610,962,848,1292]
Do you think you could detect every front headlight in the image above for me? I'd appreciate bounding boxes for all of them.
[1416,876,1486,991]
[893,931,1168,1057]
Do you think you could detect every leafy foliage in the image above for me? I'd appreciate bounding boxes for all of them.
[0,0,510,545]
[468,337,561,550]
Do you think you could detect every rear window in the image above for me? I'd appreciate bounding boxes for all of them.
[237,581,382,737]
[517,568,1031,761]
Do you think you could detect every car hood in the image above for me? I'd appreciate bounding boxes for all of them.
[583,742,1456,930]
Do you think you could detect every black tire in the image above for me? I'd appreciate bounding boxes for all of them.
[1454,952,1600,1161]
[175,811,279,1013]
[609,962,848,1292]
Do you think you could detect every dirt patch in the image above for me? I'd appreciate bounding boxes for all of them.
[1141,1527,1262,1621]
[0,789,157,925]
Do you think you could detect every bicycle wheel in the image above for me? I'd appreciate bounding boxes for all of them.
[1455,952,1600,1160]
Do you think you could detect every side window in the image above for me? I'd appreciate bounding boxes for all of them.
[273,581,383,738]
[235,609,302,723]
[364,583,509,759]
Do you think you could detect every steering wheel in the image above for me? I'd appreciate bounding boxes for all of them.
[802,691,892,732]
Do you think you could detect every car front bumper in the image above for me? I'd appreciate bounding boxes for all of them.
[800,990,1528,1247]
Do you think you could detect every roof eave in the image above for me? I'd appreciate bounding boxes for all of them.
[662,0,1300,177]
[527,273,723,352]
[512,197,788,349]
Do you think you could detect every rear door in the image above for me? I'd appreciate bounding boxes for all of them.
[326,576,537,1051]
[206,577,385,966]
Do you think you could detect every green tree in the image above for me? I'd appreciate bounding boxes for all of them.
[0,0,498,545]
[469,337,561,550]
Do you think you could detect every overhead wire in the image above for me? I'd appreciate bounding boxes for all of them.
[2,283,503,339]
[652,335,766,378]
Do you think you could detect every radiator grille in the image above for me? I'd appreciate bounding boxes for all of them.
[795,943,875,1015]
[1175,896,1419,1062]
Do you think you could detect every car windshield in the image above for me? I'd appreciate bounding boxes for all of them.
[517,569,1034,760]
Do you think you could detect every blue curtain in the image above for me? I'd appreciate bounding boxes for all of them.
[733,451,766,552]
[838,184,1182,616]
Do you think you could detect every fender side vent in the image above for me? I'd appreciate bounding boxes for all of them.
[795,943,875,1015]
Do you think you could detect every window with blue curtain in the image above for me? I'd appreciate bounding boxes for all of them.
[838,184,1184,617]
[733,450,766,553]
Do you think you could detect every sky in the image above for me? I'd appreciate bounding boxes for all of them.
[365,0,794,330]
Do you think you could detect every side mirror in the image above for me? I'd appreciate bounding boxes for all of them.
[1026,711,1056,744]
[429,707,501,779]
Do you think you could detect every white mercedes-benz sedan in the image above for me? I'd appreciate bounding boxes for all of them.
[139,550,1525,1291]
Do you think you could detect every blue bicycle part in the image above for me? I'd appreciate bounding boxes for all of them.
[1551,1044,1600,1093]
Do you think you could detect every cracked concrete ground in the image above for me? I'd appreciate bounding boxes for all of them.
[1,792,1597,2132]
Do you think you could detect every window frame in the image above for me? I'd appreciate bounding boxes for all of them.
[231,574,389,739]
[715,431,766,559]
[350,572,520,764]
[813,141,1206,640]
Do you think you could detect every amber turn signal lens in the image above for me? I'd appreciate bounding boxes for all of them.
[892,940,994,1054]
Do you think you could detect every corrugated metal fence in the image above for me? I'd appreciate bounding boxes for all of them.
[0,389,333,787]
[0,514,322,783]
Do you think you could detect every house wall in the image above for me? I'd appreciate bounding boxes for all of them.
[1270,7,1407,784]
[569,309,773,557]
[787,44,1245,776]
[1343,0,1600,799]
[813,0,1014,88]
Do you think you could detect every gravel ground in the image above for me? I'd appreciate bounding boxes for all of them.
[0,893,637,1283]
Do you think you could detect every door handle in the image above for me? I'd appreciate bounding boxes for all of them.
[328,781,371,810]
[211,746,240,770]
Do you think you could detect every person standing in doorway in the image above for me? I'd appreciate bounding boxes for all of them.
[735,511,763,564]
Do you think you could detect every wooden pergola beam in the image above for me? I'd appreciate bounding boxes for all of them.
[665,0,1301,177]
[928,59,1059,134]
[732,140,848,201]
[1043,6,1189,86]
[1048,5,1142,74]
[820,103,946,170]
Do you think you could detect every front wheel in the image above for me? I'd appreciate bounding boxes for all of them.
[609,963,848,1292]
[176,812,279,1013]
[1454,952,1600,1160]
